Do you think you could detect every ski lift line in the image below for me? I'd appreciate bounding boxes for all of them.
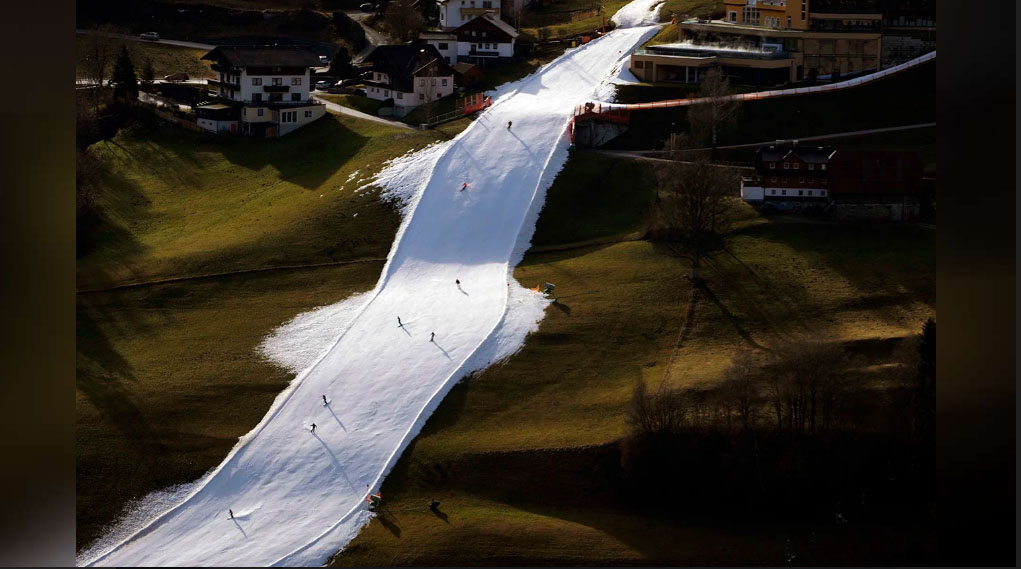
[596,51,935,111]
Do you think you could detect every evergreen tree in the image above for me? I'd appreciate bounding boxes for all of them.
[328,46,353,78]
[111,45,139,99]
[140,59,155,84]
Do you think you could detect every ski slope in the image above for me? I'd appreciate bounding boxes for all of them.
[81,19,663,569]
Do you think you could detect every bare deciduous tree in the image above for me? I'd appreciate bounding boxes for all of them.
[687,68,741,148]
[79,30,120,113]
[649,141,737,279]
[383,0,425,42]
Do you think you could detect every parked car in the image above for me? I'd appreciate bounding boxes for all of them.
[359,3,374,11]
[163,72,189,82]
[139,32,160,41]
[352,88,366,97]
[315,80,332,90]
[318,55,329,65]
[340,78,360,86]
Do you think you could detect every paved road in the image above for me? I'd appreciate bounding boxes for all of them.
[340,10,390,62]
[76,29,216,50]
[311,92,416,130]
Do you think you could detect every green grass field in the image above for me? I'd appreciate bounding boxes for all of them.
[318,93,386,117]
[330,154,934,565]
[77,112,465,291]
[76,36,215,80]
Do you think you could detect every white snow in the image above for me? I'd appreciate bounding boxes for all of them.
[611,0,666,28]
[80,11,662,568]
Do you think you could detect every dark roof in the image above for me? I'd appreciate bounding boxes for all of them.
[201,46,321,68]
[364,45,455,91]
[757,144,835,165]
[809,0,879,14]
[455,14,519,42]
[828,149,923,195]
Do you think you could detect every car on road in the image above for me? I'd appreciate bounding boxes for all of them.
[139,32,160,41]
[318,55,329,65]
[315,80,332,90]
[359,3,374,11]
[164,72,190,82]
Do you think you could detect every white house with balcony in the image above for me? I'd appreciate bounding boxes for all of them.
[362,45,457,115]
[418,14,518,66]
[437,0,500,30]
[198,45,326,137]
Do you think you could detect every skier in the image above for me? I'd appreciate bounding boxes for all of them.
[507,120,512,130]
[229,509,234,519]
[430,332,435,342]
[455,279,460,286]
[310,422,317,434]
[397,316,403,327]
[460,182,468,191]
[322,395,328,406]
[429,499,440,513]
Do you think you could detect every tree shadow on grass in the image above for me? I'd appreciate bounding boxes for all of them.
[173,114,372,191]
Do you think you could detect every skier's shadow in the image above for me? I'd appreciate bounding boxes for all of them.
[326,405,347,431]
[432,341,452,360]
[457,285,469,296]
[231,518,248,538]
[312,433,356,490]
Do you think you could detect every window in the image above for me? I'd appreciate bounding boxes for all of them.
[420,78,425,86]
[807,190,813,196]
[384,90,389,97]
[397,92,403,99]
[769,162,776,169]
[253,93,262,102]
[442,78,448,86]
[793,163,800,169]
[728,10,737,22]
[291,93,301,101]
[431,78,436,86]
[243,108,247,116]
[483,0,492,7]
[821,164,827,170]
[252,77,262,85]
[821,190,827,196]
[305,110,313,117]
[471,30,476,36]
[633,60,644,69]
[291,77,301,86]
[771,189,776,195]
[419,93,424,100]
[783,163,790,170]
[257,108,264,117]
[272,78,283,86]
[439,42,449,50]
[808,163,814,170]
[798,190,804,196]
[786,15,791,28]
[781,189,787,196]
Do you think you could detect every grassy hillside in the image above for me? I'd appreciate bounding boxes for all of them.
[76,35,214,81]
[77,113,467,290]
[331,154,935,566]
[76,109,466,552]
[609,60,936,150]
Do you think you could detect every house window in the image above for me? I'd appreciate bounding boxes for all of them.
[252,77,262,86]
[253,93,262,102]
[633,60,644,69]
[783,163,790,169]
[439,42,449,50]
[442,78,448,86]
[728,10,737,21]
[793,163,800,169]
[807,190,813,196]
[384,90,389,97]
[821,164,827,170]
[291,77,302,85]
[771,189,776,195]
[291,93,301,101]
[272,78,283,86]
[821,190,827,196]
[787,15,791,28]
[483,0,492,7]
[419,93,424,100]
[243,108,247,116]
[431,78,436,86]
[397,92,403,99]
[781,189,787,195]
[305,110,313,117]
[808,163,815,170]
[257,108,264,117]
[769,162,776,169]
[798,190,804,195]
[420,78,425,86]
[471,31,476,36]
